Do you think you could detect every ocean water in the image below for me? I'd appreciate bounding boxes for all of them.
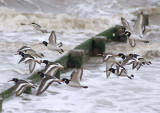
[0,0,160,113]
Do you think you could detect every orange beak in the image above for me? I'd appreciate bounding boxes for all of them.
[115,55,119,56]
[60,80,63,82]
[8,80,13,82]
[119,33,125,35]
[34,73,38,75]
[97,54,102,56]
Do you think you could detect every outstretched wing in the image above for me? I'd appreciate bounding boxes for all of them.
[36,75,55,95]
[49,31,56,45]
[70,68,83,84]
[17,46,31,52]
[128,38,136,47]
[28,60,36,73]
[14,80,28,96]
[121,17,132,32]
[133,12,145,37]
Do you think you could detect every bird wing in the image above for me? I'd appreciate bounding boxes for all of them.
[121,17,132,31]
[18,57,25,64]
[106,63,114,78]
[70,68,83,84]
[17,46,31,52]
[36,75,59,95]
[28,59,36,73]
[118,67,127,76]
[49,31,56,45]
[133,12,145,37]
[14,80,29,96]
[43,64,58,76]
[128,38,136,47]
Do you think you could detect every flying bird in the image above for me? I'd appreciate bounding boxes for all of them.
[102,52,125,78]
[8,78,36,96]
[60,68,88,88]
[35,72,61,95]
[18,52,41,73]
[108,66,134,79]
[41,60,64,76]
[21,23,48,33]
[42,31,64,54]
[17,46,44,58]
[121,12,149,47]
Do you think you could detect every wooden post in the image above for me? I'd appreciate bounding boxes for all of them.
[92,36,106,56]
[144,14,149,26]
[68,49,84,68]
[0,98,3,112]
[113,25,127,42]
[24,87,32,94]
[55,69,60,79]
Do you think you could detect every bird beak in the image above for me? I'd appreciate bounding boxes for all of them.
[60,80,63,82]
[8,80,13,82]
[119,33,125,35]
[34,73,38,75]
[115,55,119,56]
[97,54,102,56]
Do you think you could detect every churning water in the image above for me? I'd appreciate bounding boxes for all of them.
[0,0,160,113]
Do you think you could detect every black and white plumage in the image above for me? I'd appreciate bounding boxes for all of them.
[18,52,41,73]
[41,60,64,76]
[35,72,61,95]
[129,53,151,70]
[115,53,137,66]
[8,78,36,96]
[102,53,125,78]
[21,23,48,33]
[121,12,149,47]
[17,46,44,58]
[61,68,88,88]
[108,66,134,79]
[42,31,64,54]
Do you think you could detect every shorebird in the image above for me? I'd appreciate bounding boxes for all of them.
[8,78,36,96]
[129,53,151,70]
[121,12,149,47]
[108,66,134,79]
[35,72,61,95]
[18,52,41,73]
[61,68,88,88]
[17,46,44,58]
[115,53,144,70]
[115,53,136,66]
[42,31,64,54]
[21,23,48,33]
[102,52,125,78]
[41,60,64,76]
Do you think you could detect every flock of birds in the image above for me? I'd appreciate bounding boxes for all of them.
[7,12,151,96]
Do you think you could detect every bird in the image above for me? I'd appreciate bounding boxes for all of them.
[102,52,125,78]
[18,51,35,64]
[41,30,64,54]
[115,53,137,66]
[8,78,36,96]
[34,72,61,95]
[18,52,41,73]
[121,12,149,47]
[60,68,88,88]
[129,53,151,70]
[41,60,64,76]
[21,23,48,33]
[108,66,134,79]
[129,53,151,65]
[16,46,44,58]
